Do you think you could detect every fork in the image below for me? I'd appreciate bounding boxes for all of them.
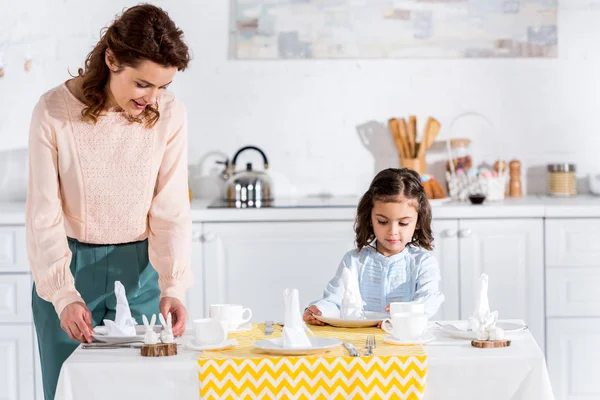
[365,335,376,356]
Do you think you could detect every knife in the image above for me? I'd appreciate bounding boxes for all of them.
[343,342,359,357]
[82,343,143,349]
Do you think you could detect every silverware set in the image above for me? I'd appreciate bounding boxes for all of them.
[343,336,376,357]
[265,320,274,335]
[264,321,285,335]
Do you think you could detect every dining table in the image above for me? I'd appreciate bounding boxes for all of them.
[54,319,555,400]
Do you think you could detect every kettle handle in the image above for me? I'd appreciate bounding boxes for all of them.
[231,146,269,170]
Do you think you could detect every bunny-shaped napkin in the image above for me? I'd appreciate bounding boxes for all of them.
[282,288,312,348]
[340,268,366,320]
[103,281,137,336]
[469,273,503,340]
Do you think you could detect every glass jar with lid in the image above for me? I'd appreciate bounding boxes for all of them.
[547,163,576,197]
[446,138,472,173]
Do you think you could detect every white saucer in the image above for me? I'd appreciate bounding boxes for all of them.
[383,333,435,345]
[228,322,252,333]
[185,338,238,351]
[253,337,342,356]
[313,312,388,328]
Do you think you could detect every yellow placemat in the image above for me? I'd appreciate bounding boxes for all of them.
[197,324,427,399]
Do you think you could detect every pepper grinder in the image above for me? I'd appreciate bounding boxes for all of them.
[509,159,522,197]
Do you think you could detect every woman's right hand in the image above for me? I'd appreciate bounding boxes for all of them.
[60,302,93,343]
[302,305,325,326]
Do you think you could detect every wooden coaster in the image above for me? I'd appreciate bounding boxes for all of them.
[471,339,511,348]
[141,343,177,357]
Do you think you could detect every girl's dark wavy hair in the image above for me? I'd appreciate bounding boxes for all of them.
[355,168,433,251]
[75,3,190,127]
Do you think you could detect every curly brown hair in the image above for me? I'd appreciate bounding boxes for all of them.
[75,3,190,127]
[355,168,433,252]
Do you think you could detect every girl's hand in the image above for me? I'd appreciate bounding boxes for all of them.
[303,305,325,326]
[378,304,391,328]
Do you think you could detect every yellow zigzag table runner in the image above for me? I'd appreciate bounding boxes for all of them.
[197,324,427,399]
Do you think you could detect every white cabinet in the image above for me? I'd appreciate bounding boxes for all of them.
[0,274,32,323]
[0,325,34,400]
[0,226,28,272]
[431,220,460,321]
[201,221,355,322]
[187,225,205,321]
[546,218,600,399]
[196,217,545,344]
[547,319,600,400]
[458,219,545,349]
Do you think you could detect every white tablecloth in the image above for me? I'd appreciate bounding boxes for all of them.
[55,320,555,400]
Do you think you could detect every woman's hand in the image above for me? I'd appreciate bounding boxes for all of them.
[60,302,93,343]
[159,297,188,336]
[302,305,326,326]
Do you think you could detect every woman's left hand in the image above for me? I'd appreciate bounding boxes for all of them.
[159,297,188,337]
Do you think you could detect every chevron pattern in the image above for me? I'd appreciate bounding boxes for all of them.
[197,324,427,399]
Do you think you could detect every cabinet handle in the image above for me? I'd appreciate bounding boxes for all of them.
[443,229,458,238]
[202,232,216,242]
[458,228,472,238]
[192,231,202,241]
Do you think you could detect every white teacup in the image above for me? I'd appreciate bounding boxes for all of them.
[209,304,252,330]
[192,318,227,346]
[381,312,428,341]
[389,302,425,315]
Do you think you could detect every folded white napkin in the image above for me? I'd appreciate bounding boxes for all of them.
[468,273,502,340]
[103,281,137,337]
[340,268,366,320]
[281,288,312,348]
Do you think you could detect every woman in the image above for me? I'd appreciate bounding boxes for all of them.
[26,4,193,399]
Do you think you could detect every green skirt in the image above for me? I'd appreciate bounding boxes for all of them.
[32,237,160,400]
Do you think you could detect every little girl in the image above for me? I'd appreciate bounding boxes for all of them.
[304,168,445,325]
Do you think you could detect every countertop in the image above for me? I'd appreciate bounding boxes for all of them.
[3,195,600,224]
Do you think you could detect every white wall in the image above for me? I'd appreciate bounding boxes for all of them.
[1,0,599,199]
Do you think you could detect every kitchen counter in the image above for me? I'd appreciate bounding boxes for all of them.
[2,195,600,224]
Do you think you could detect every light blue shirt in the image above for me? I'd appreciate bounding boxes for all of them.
[311,244,445,318]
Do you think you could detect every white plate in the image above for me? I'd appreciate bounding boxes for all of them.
[383,333,436,345]
[186,338,238,351]
[313,312,388,328]
[253,337,342,355]
[436,321,528,340]
[92,325,160,343]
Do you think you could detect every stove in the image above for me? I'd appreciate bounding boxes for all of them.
[207,196,360,209]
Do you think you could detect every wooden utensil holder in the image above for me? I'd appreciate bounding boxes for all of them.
[400,155,426,175]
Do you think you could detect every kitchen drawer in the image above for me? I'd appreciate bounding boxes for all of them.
[0,226,28,272]
[546,219,600,268]
[547,268,600,317]
[0,274,32,323]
